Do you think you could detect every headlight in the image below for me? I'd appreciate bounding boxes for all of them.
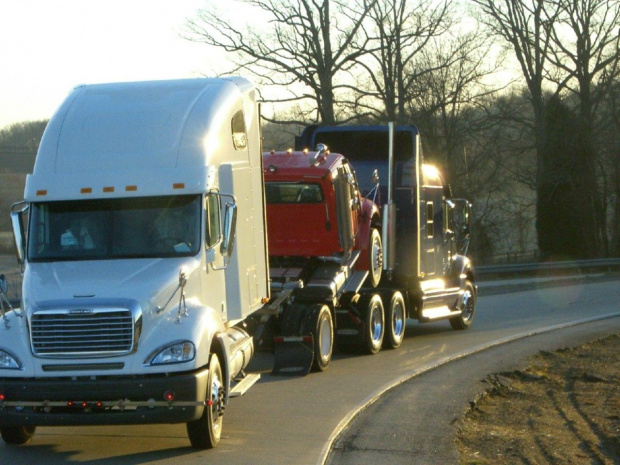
[146,341,195,366]
[0,349,21,369]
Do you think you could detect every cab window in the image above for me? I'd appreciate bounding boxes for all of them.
[231,110,247,150]
[205,193,222,248]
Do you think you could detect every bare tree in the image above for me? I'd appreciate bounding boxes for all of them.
[547,0,620,255]
[407,29,501,177]
[472,0,620,259]
[347,0,454,122]
[606,80,620,256]
[548,0,620,130]
[185,0,376,124]
[449,89,540,263]
[468,1,616,259]
[0,120,47,152]
[471,0,561,175]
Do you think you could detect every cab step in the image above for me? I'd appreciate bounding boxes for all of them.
[229,373,261,397]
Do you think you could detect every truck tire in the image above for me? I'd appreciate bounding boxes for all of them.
[0,425,36,445]
[366,228,383,288]
[301,304,333,372]
[450,280,476,330]
[384,291,406,349]
[187,353,224,449]
[360,293,384,354]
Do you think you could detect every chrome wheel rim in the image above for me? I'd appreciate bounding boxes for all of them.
[371,235,383,279]
[209,371,223,431]
[392,300,405,339]
[462,290,474,322]
[319,315,332,361]
[370,302,383,343]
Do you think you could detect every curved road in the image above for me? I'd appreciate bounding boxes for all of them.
[1,277,619,464]
[326,306,620,464]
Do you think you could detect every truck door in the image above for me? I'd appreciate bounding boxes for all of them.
[334,163,360,254]
[343,162,361,241]
[420,168,445,278]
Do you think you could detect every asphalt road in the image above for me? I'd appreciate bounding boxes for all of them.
[1,276,619,465]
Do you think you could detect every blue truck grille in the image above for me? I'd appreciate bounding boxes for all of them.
[30,309,134,357]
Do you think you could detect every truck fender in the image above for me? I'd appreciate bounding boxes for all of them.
[215,332,232,405]
[451,254,477,291]
[355,200,381,250]
[356,203,382,279]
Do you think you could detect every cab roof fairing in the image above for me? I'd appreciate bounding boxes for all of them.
[25,78,256,201]
[262,150,346,180]
[296,124,420,152]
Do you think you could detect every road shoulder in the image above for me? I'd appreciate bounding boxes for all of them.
[326,317,620,465]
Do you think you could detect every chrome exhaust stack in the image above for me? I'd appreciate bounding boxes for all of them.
[382,122,397,274]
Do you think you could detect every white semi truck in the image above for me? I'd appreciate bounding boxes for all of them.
[2,77,267,448]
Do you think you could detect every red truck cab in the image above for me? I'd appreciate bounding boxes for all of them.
[263,147,383,287]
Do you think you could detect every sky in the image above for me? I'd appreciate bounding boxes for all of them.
[0,0,223,129]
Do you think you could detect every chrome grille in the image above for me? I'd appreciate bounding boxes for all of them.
[31,308,134,356]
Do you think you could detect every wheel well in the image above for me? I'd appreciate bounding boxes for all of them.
[210,337,228,387]
[465,270,476,287]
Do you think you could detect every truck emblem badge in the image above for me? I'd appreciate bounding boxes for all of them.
[68,309,93,315]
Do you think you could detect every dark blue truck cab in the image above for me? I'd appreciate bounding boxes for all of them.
[296,124,476,330]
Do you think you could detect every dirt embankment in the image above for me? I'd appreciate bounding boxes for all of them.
[456,334,620,464]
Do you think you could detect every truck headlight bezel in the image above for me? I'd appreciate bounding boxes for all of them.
[145,341,196,366]
[0,348,22,370]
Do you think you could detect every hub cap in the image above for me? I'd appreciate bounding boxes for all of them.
[319,316,332,360]
[462,290,474,322]
[370,303,383,342]
[393,301,404,337]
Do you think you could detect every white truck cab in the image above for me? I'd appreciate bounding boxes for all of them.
[3,77,268,449]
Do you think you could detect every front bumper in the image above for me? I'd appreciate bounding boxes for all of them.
[0,367,209,427]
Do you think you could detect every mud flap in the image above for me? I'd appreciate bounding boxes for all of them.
[271,335,314,376]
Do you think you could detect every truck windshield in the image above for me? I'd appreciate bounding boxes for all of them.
[28,195,201,262]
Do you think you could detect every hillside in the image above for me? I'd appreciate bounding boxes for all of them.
[0,152,32,233]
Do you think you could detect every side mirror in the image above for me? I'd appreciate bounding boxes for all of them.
[11,202,29,266]
[221,202,237,260]
[371,169,379,185]
[447,198,472,255]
